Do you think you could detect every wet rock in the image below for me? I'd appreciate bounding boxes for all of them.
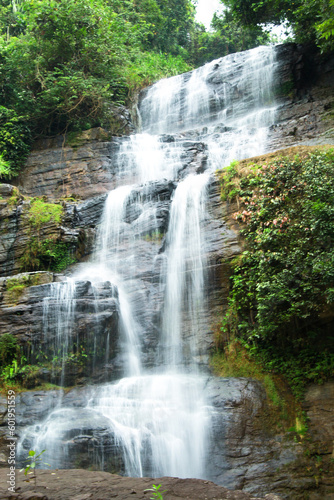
[16,136,121,201]
[108,104,135,136]
[303,381,334,452]
[0,275,120,385]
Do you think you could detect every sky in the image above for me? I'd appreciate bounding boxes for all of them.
[195,0,291,41]
[195,0,224,30]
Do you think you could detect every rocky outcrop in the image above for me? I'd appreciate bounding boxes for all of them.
[15,132,208,202]
[0,185,103,277]
[16,134,119,201]
[268,44,334,150]
[0,468,282,500]
[303,382,334,456]
[0,272,120,386]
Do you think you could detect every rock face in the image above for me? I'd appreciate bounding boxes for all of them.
[15,133,208,202]
[303,382,334,455]
[268,44,334,150]
[0,272,120,386]
[0,184,107,277]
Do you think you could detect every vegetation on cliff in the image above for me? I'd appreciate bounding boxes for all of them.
[19,198,78,272]
[216,147,334,397]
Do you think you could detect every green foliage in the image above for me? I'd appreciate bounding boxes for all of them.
[0,106,32,178]
[41,240,77,272]
[17,198,76,272]
[1,359,19,382]
[0,333,18,365]
[124,51,191,96]
[186,8,270,67]
[0,332,26,387]
[223,0,334,51]
[0,154,11,177]
[315,0,334,51]
[20,199,76,272]
[20,238,76,272]
[20,449,50,485]
[28,199,63,228]
[0,0,196,177]
[144,484,166,500]
[218,149,334,397]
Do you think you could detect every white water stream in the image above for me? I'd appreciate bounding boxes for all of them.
[18,45,278,479]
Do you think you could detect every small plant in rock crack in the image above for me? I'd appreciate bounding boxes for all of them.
[20,449,50,486]
[144,483,166,500]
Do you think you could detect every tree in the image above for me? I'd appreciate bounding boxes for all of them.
[0,0,195,177]
[222,0,334,51]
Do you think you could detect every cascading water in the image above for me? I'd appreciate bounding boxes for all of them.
[161,173,209,368]
[18,45,279,480]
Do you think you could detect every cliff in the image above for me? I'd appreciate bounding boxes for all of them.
[0,43,333,499]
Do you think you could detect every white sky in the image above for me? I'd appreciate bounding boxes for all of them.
[195,1,291,42]
[195,0,224,30]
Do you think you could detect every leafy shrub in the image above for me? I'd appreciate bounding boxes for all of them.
[20,199,76,272]
[217,148,334,396]
[0,106,32,178]
[20,238,76,272]
[0,333,18,365]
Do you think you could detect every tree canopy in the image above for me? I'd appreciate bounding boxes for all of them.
[0,0,194,176]
[0,0,332,178]
[222,0,334,51]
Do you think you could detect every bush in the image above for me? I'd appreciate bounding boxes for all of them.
[0,333,18,365]
[0,106,32,178]
[217,148,334,396]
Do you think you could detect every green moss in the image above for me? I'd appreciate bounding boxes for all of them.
[6,276,30,302]
[211,340,292,428]
[28,199,63,227]
[5,273,48,302]
[6,284,26,302]
[65,130,85,148]
[65,128,111,148]
[142,230,164,242]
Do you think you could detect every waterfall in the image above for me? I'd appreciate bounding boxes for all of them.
[161,173,209,367]
[18,46,278,480]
